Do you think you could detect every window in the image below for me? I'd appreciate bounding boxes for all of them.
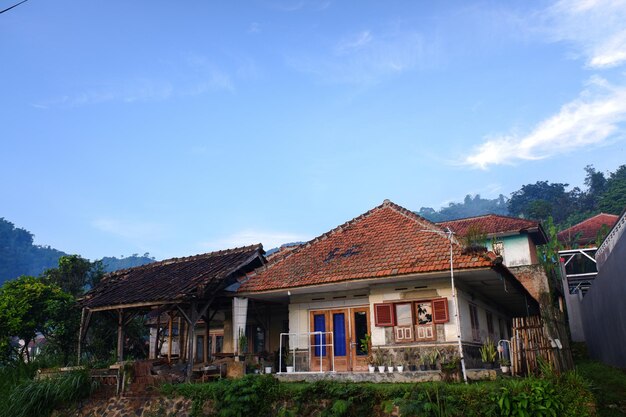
[469,304,480,341]
[486,311,494,338]
[246,325,266,353]
[196,335,204,361]
[215,335,223,353]
[394,303,414,342]
[415,301,435,341]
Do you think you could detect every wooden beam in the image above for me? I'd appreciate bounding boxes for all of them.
[168,314,173,363]
[88,300,179,312]
[186,302,198,382]
[76,308,86,365]
[117,309,124,363]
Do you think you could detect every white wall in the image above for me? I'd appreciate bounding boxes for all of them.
[486,235,534,267]
[456,289,510,344]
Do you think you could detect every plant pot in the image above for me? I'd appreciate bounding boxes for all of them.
[501,366,510,373]
[387,366,394,373]
[408,365,417,371]
[483,362,494,369]
[265,366,272,374]
[368,365,375,373]
[378,366,385,373]
[286,366,294,373]
[419,365,427,371]
[429,364,437,370]
[397,365,404,373]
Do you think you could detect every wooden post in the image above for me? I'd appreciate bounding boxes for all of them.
[205,314,209,364]
[186,302,198,382]
[154,309,161,359]
[168,314,173,363]
[117,309,124,363]
[77,307,86,365]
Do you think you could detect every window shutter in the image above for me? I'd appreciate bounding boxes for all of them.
[432,298,449,324]
[374,303,395,326]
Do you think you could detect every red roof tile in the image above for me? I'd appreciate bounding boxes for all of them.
[438,214,546,243]
[238,201,494,293]
[557,213,619,247]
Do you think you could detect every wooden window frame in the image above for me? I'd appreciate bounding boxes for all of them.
[376,297,450,344]
[374,303,395,327]
[393,303,414,342]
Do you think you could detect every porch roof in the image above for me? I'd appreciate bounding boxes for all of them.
[82,244,264,311]
[238,200,497,293]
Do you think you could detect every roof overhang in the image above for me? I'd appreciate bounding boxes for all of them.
[240,266,538,316]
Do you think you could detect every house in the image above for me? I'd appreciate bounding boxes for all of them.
[557,213,619,342]
[238,200,538,373]
[437,214,552,302]
[580,208,626,368]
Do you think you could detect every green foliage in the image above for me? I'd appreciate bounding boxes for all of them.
[598,164,626,215]
[166,375,593,417]
[508,181,574,223]
[0,276,75,364]
[43,255,104,297]
[165,375,281,417]
[479,338,497,363]
[576,359,626,417]
[0,370,94,417]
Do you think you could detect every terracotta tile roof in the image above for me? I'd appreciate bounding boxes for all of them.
[238,201,495,293]
[557,213,619,247]
[83,244,264,309]
[438,214,541,237]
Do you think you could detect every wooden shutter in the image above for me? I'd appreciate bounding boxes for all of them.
[374,303,395,327]
[432,298,449,324]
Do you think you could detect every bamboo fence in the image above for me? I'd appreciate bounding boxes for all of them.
[510,311,573,376]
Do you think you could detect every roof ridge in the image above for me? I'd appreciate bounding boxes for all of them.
[437,213,537,224]
[104,243,263,278]
[258,200,451,271]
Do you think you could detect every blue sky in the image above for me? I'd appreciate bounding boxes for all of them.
[1,0,625,260]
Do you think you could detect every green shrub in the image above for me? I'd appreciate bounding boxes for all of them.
[0,370,94,417]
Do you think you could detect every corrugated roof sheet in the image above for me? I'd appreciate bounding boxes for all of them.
[238,200,496,293]
[83,244,263,309]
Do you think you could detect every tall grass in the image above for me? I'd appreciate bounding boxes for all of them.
[0,370,95,417]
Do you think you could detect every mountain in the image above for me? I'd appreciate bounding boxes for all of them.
[101,254,156,272]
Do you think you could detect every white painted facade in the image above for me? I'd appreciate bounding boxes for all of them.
[486,234,536,267]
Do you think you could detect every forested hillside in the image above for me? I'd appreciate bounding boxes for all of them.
[0,219,155,284]
[0,218,67,285]
[417,164,626,226]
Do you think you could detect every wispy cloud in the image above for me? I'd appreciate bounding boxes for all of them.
[248,22,261,34]
[264,0,330,12]
[542,0,626,69]
[92,217,166,241]
[35,53,236,108]
[463,77,626,169]
[199,229,309,251]
[288,30,438,84]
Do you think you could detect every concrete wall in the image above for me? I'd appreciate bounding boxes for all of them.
[581,229,626,368]
[507,264,550,302]
[486,235,534,267]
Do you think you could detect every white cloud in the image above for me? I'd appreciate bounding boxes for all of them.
[288,30,438,84]
[463,78,626,169]
[264,0,330,12]
[248,22,261,34]
[199,229,309,252]
[543,0,626,68]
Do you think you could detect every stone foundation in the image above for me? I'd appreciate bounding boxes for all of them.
[54,397,192,417]
[275,369,497,383]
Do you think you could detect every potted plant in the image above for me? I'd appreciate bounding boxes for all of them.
[440,354,461,382]
[387,357,394,373]
[405,348,416,371]
[427,349,440,370]
[397,360,404,373]
[418,354,427,371]
[360,334,375,373]
[285,351,294,373]
[374,348,385,373]
[480,338,497,369]
[500,358,511,373]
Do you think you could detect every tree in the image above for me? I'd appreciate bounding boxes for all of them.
[598,165,626,214]
[43,255,104,297]
[416,194,509,222]
[508,181,574,224]
[0,276,74,364]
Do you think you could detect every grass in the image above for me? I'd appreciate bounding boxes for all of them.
[576,359,626,417]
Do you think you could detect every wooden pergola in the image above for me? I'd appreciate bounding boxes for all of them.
[78,244,265,381]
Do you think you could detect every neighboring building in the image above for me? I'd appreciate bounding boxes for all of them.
[581,209,626,368]
[438,215,551,302]
[238,201,538,372]
[557,213,618,248]
[557,213,619,342]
